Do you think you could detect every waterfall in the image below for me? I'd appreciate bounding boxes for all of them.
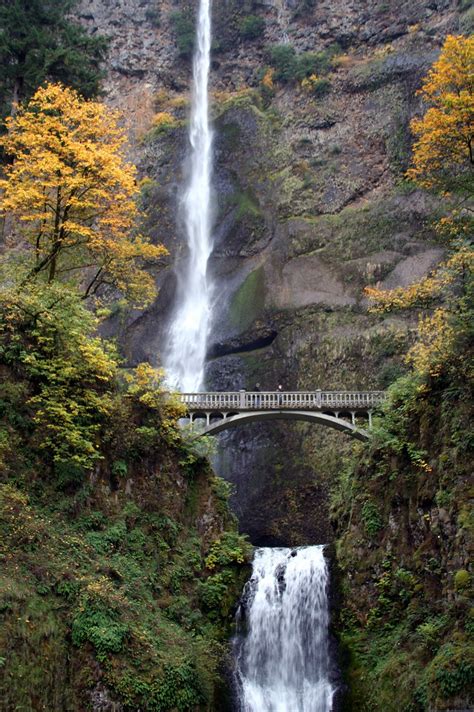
[235,546,335,712]
[165,0,213,393]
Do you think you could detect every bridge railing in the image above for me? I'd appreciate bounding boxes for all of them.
[180,391,385,411]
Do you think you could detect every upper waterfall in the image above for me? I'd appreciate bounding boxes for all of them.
[165,0,213,393]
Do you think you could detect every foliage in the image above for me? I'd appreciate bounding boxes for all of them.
[0,465,247,709]
[454,569,470,590]
[335,41,474,701]
[365,36,474,381]
[0,281,249,707]
[0,84,167,306]
[204,531,251,571]
[294,45,341,80]
[361,499,383,538]
[0,282,117,469]
[151,111,180,134]
[239,15,265,40]
[171,11,195,59]
[407,35,474,197]
[301,75,331,97]
[71,578,130,660]
[268,43,340,84]
[269,45,298,83]
[0,0,107,120]
[0,281,188,471]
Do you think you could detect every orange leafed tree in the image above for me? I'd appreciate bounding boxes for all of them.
[0,83,167,305]
[365,35,474,378]
[407,34,474,196]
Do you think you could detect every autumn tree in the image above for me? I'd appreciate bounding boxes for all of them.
[407,34,474,197]
[366,35,474,378]
[0,83,167,306]
[0,0,107,120]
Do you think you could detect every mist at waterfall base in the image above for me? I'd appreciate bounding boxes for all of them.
[164,0,213,393]
[234,546,335,712]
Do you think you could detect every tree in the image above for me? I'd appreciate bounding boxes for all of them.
[0,83,167,306]
[0,0,107,119]
[407,34,474,197]
[366,35,474,379]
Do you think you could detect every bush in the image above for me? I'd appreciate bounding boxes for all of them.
[171,11,195,58]
[301,75,331,97]
[268,43,340,84]
[295,45,340,79]
[269,44,298,82]
[239,15,265,40]
[71,579,129,660]
[361,499,383,538]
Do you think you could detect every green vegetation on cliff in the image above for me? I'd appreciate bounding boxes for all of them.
[0,82,251,709]
[0,281,251,710]
[333,35,474,712]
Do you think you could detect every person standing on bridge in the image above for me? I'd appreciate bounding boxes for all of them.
[277,383,283,405]
[254,383,261,407]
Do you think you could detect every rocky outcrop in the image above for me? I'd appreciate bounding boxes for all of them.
[77,0,464,543]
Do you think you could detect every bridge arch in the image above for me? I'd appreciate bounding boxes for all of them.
[197,410,369,441]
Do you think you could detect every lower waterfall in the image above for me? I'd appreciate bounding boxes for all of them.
[234,546,335,712]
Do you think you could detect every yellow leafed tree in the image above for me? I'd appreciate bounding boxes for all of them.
[366,35,474,378]
[0,83,167,305]
[407,34,474,196]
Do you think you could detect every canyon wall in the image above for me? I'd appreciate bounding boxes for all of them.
[77,0,467,543]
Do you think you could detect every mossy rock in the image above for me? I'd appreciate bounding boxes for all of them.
[454,569,471,591]
[229,267,266,332]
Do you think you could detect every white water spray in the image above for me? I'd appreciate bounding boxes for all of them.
[165,0,213,392]
[235,546,335,712]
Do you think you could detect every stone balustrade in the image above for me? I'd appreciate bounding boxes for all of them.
[180,390,385,412]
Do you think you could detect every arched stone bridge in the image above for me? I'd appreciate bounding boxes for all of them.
[179,390,385,441]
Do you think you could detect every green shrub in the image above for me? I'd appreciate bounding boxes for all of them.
[268,44,340,84]
[199,572,230,612]
[112,459,128,478]
[303,76,331,97]
[269,44,298,82]
[148,661,207,710]
[361,499,383,538]
[171,11,195,58]
[295,45,340,79]
[425,643,474,702]
[205,531,251,570]
[239,15,265,40]
[71,578,130,660]
[416,616,448,649]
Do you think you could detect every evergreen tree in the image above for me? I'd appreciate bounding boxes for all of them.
[0,0,107,119]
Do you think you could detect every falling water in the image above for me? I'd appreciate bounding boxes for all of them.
[235,546,335,712]
[165,0,213,392]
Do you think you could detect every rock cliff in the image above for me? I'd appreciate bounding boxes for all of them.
[76,0,466,542]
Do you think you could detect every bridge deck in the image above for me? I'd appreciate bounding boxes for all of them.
[180,390,385,411]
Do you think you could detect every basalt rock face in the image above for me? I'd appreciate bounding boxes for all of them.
[77,0,465,544]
